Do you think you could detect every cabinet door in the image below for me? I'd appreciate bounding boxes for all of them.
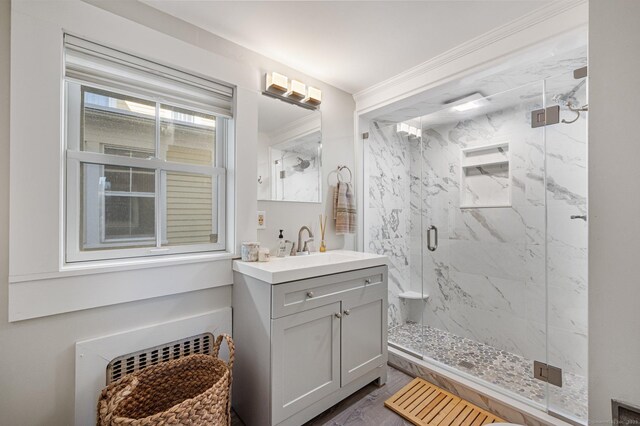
[271,302,341,424]
[341,281,387,386]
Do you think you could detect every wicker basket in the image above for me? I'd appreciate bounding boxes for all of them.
[97,334,234,426]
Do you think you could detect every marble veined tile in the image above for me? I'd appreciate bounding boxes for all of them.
[547,280,588,334]
[447,270,527,316]
[367,207,407,241]
[449,240,527,281]
[450,207,526,243]
[368,175,407,209]
[547,325,588,377]
[514,205,545,246]
[368,238,408,275]
[547,205,587,250]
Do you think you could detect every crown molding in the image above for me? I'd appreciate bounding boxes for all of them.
[353,0,587,115]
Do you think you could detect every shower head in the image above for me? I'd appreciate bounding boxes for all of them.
[293,157,311,172]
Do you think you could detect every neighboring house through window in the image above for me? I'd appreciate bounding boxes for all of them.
[65,36,233,262]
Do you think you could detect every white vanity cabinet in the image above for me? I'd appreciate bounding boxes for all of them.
[232,257,388,426]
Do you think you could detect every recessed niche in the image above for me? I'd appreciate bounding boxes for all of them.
[460,142,510,208]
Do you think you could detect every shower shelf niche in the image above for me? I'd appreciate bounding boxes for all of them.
[460,142,511,209]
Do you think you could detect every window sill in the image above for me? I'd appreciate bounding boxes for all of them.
[8,251,236,322]
[9,251,235,283]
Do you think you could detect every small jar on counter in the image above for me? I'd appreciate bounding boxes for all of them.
[258,247,271,262]
[240,242,260,262]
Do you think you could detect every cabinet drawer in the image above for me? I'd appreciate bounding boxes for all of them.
[271,266,386,319]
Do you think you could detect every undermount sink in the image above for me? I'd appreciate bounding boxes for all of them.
[232,249,388,284]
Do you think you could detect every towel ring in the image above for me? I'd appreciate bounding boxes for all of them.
[337,165,352,183]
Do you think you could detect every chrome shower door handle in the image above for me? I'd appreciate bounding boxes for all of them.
[427,225,438,252]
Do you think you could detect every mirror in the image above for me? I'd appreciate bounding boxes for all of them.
[257,95,322,202]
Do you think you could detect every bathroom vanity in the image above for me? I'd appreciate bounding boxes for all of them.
[232,250,388,426]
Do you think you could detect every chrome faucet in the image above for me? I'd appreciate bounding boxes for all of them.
[297,226,314,255]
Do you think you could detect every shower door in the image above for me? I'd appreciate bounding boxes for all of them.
[420,82,551,410]
[544,69,588,423]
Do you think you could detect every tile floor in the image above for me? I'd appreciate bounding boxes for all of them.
[231,367,414,426]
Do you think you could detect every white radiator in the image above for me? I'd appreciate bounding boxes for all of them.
[74,308,232,425]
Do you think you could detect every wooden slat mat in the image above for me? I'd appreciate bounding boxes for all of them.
[385,378,506,426]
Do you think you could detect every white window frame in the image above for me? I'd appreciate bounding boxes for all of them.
[98,145,156,248]
[65,80,228,263]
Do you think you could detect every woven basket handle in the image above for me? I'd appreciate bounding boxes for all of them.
[99,377,139,425]
[213,333,235,370]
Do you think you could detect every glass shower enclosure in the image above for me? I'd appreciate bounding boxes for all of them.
[363,67,587,423]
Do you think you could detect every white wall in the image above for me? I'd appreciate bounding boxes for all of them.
[0,0,354,423]
[589,0,640,423]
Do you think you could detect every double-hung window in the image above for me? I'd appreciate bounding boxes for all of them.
[64,35,233,262]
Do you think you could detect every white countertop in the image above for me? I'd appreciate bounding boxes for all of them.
[232,250,388,284]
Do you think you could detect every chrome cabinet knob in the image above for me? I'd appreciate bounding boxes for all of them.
[365,279,371,285]
[335,312,342,318]
[306,291,314,298]
[343,309,350,316]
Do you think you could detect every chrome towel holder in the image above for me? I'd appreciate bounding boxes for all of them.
[337,165,352,183]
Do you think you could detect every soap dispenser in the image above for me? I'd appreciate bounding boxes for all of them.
[276,230,287,257]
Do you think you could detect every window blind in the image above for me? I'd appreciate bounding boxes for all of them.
[64,34,234,117]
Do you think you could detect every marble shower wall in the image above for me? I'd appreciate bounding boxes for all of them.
[365,78,587,377]
[365,121,419,329]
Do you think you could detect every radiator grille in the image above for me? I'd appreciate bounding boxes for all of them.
[106,332,214,385]
[613,400,640,425]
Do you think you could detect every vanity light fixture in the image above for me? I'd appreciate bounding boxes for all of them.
[264,72,322,108]
[446,92,489,112]
[285,79,306,99]
[303,86,322,105]
[266,71,288,92]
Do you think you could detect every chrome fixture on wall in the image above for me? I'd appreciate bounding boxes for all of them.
[553,79,588,124]
[426,225,438,252]
[336,165,352,183]
[560,102,588,124]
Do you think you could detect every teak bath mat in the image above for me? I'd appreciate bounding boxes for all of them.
[385,378,505,426]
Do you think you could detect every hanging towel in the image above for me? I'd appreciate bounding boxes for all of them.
[333,182,356,235]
